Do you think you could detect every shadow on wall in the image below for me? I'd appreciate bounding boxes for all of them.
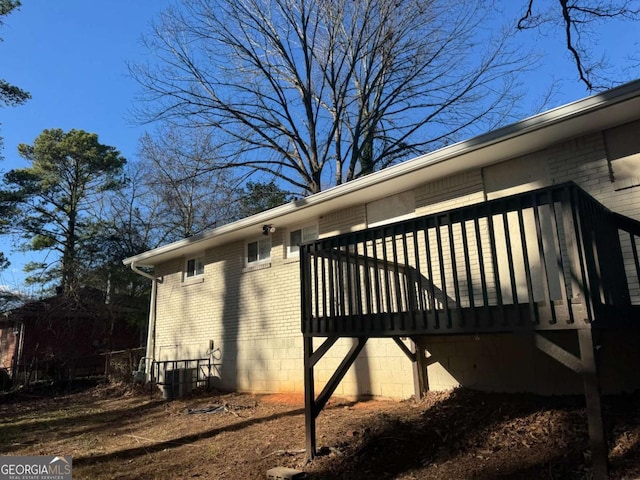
[152,248,241,390]
[216,230,377,398]
[218,245,243,391]
[352,338,373,397]
[420,330,640,396]
[216,240,271,393]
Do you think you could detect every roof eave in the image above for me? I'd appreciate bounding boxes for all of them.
[123,79,640,268]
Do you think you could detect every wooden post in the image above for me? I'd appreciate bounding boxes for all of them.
[412,338,427,399]
[303,336,316,460]
[304,336,367,461]
[533,329,607,478]
[578,329,608,479]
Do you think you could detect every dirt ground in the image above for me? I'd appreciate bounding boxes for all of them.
[1,382,639,479]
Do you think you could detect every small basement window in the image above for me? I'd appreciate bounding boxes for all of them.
[185,257,205,280]
[287,224,318,258]
[247,238,271,265]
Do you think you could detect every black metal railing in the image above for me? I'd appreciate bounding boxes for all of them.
[610,210,640,320]
[152,357,218,399]
[300,182,637,337]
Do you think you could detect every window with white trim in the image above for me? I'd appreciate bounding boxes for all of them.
[287,224,319,257]
[247,237,271,265]
[184,256,205,280]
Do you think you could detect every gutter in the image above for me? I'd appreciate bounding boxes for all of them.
[130,262,160,381]
[130,262,157,281]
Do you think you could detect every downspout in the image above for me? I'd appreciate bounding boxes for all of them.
[130,262,159,381]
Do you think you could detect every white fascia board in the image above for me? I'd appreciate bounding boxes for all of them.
[123,79,640,268]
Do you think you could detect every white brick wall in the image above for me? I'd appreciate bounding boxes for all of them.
[151,122,640,398]
[153,208,414,399]
[425,128,640,394]
[415,170,485,214]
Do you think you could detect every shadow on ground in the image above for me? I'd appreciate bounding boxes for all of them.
[307,389,640,480]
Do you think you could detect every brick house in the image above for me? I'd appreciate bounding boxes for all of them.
[1,291,142,385]
[124,80,640,403]
[0,319,22,387]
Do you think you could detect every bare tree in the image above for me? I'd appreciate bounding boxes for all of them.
[517,0,640,90]
[88,161,162,260]
[137,126,240,241]
[77,161,162,299]
[132,0,527,194]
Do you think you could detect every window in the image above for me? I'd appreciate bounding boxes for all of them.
[185,257,205,279]
[287,224,318,257]
[247,238,271,265]
[605,120,640,190]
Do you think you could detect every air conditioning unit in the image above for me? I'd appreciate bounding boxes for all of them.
[179,368,196,397]
[164,368,196,399]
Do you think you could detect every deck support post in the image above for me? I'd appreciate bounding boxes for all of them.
[393,336,433,398]
[303,336,316,461]
[533,330,608,479]
[409,337,428,399]
[412,339,426,399]
[578,328,608,480]
[533,333,583,373]
[392,337,426,399]
[304,336,368,460]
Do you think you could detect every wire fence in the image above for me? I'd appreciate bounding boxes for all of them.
[8,347,147,388]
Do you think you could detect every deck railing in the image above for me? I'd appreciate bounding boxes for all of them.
[610,210,640,318]
[300,182,638,337]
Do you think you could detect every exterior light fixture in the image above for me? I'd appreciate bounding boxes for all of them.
[262,224,276,235]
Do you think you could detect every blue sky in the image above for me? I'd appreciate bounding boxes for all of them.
[0,1,171,163]
[0,1,172,290]
[0,1,638,291]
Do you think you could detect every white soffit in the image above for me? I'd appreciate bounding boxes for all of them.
[124,80,640,267]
